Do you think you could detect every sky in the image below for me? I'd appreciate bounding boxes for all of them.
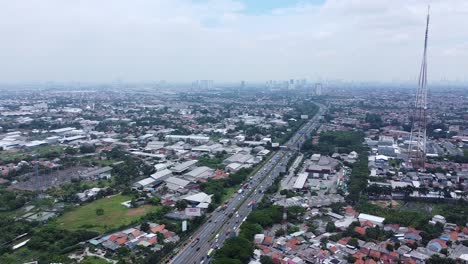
[1,0,468,83]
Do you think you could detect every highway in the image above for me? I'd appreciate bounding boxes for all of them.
[169,104,326,264]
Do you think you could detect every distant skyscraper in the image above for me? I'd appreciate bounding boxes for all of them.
[192,80,213,89]
[315,83,323,96]
[240,80,245,88]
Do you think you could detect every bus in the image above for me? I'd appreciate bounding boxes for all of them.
[207,248,215,257]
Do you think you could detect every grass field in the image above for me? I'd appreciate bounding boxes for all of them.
[57,194,161,233]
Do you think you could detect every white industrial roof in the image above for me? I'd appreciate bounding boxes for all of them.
[136,177,156,187]
[182,192,212,204]
[164,177,190,187]
[150,169,172,180]
[185,166,213,178]
[293,173,308,189]
[172,160,198,172]
[358,213,385,223]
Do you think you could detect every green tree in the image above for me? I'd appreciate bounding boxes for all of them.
[65,147,77,155]
[96,208,104,216]
[349,238,359,248]
[260,255,275,264]
[214,237,253,263]
[427,255,456,264]
[326,222,337,232]
[175,200,188,210]
[140,222,150,232]
[80,144,96,154]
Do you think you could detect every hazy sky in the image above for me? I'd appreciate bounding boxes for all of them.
[1,0,468,83]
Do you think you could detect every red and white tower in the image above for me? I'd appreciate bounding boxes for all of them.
[408,6,430,170]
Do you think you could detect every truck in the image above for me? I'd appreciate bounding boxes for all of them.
[207,248,215,257]
[237,189,243,194]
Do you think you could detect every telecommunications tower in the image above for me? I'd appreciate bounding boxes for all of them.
[408,6,430,170]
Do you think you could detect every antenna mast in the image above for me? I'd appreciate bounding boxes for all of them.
[408,6,430,170]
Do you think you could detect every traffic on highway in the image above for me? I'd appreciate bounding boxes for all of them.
[168,104,326,264]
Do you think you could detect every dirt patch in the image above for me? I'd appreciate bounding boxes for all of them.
[127,207,146,216]
[371,200,401,209]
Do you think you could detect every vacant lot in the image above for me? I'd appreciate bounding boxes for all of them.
[57,194,160,233]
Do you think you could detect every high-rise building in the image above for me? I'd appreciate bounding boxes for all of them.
[315,83,323,96]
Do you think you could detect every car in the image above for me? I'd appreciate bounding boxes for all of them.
[196,247,200,251]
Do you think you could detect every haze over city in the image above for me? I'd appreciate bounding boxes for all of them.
[1,1,468,264]
[1,0,468,83]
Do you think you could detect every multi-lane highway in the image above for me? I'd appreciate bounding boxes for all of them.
[169,104,326,264]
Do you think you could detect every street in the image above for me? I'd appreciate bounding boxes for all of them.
[169,104,326,264]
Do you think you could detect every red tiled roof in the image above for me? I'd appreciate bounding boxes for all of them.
[355,226,366,235]
[263,236,273,245]
[151,224,166,233]
[352,252,365,260]
[389,251,399,260]
[259,245,271,254]
[116,237,128,245]
[147,237,157,244]
[369,249,381,259]
[361,220,374,228]
[163,230,174,238]
[450,231,459,241]
[337,237,351,246]
[131,230,142,237]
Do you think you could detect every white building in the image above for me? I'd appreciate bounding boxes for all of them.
[358,213,385,227]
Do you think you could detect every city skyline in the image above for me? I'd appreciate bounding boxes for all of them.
[1,0,468,83]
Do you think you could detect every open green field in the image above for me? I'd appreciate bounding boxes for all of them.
[57,194,161,233]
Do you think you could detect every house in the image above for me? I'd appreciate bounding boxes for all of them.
[354,227,366,236]
[427,239,447,253]
[181,192,212,208]
[171,160,198,174]
[358,213,385,227]
[133,177,156,189]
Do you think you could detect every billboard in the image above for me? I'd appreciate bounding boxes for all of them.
[185,207,201,217]
[182,220,187,232]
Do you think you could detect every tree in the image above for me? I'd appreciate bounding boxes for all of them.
[326,222,337,232]
[386,244,394,251]
[213,258,242,264]
[349,238,359,248]
[260,255,275,264]
[140,222,150,232]
[427,255,456,264]
[80,144,96,154]
[64,147,77,155]
[148,197,161,205]
[175,200,188,211]
[214,237,253,263]
[96,208,104,216]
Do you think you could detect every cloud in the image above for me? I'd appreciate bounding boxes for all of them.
[0,0,467,82]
